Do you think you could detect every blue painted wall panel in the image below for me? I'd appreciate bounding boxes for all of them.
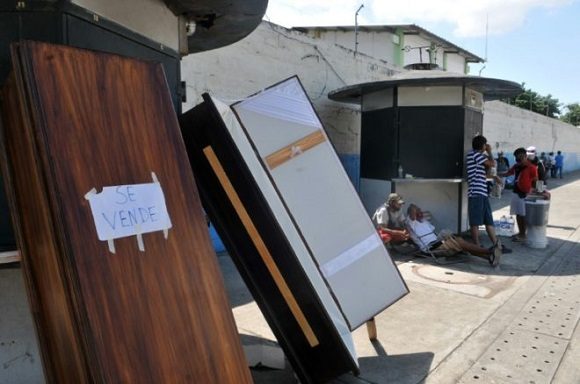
[209,224,226,253]
[338,154,361,192]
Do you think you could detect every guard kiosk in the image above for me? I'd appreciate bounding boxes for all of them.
[329,67,521,233]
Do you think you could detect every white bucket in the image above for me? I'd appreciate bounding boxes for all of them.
[527,225,548,248]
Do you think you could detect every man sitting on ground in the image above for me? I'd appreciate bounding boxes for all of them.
[405,204,502,266]
[372,193,410,244]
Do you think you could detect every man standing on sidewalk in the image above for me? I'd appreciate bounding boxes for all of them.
[499,147,539,242]
[555,150,564,178]
[466,135,502,254]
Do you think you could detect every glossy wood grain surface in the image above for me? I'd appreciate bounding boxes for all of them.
[0,41,251,383]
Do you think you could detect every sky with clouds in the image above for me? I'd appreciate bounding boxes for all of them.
[264,0,580,110]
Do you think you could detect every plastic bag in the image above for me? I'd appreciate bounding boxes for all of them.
[497,216,515,237]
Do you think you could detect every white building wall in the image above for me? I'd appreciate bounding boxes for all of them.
[484,101,580,172]
[445,53,466,73]
[432,46,445,68]
[302,30,397,65]
[334,31,395,64]
[304,29,469,72]
[181,21,580,176]
[402,35,467,72]
[323,31,353,52]
[182,21,399,155]
[402,34,430,65]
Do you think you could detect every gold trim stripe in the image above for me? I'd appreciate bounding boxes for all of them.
[264,130,326,170]
[203,146,319,347]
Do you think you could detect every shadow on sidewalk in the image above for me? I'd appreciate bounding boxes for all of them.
[242,331,435,384]
[389,233,578,278]
[239,334,299,384]
[352,344,434,384]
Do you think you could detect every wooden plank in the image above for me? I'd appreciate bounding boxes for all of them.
[366,318,377,341]
[0,41,251,383]
[203,145,319,347]
[264,130,326,170]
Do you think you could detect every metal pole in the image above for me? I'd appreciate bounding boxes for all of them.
[354,4,364,56]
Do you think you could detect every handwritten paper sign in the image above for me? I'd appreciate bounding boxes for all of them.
[85,176,172,252]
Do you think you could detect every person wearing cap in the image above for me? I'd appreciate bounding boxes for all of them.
[466,135,502,254]
[372,193,410,244]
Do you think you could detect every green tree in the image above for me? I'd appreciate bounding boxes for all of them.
[561,103,580,126]
[504,84,561,118]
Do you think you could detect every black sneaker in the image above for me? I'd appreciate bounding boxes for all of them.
[501,245,513,254]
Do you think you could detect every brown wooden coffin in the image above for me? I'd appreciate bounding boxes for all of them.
[0,41,251,384]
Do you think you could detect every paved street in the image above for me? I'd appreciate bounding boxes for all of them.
[220,171,580,384]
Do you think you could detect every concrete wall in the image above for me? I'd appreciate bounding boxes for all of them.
[444,53,466,73]
[182,21,398,158]
[181,21,580,184]
[402,34,465,72]
[403,34,432,65]
[301,28,469,73]
[483,101,580,173]
[182,22,403,188]
[311,30,397,65]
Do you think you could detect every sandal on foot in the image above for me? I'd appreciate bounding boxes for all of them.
[489,240,502,267]
[511,236,526,243]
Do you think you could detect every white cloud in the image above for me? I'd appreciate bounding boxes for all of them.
[264,0,364,27]
[265,0,573,37]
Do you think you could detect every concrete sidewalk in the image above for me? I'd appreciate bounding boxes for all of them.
[221,171,580,384]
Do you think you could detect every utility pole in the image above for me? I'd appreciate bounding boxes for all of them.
[354,4,364,56]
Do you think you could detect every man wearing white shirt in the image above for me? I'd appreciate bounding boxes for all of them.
[406,204,502,266]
